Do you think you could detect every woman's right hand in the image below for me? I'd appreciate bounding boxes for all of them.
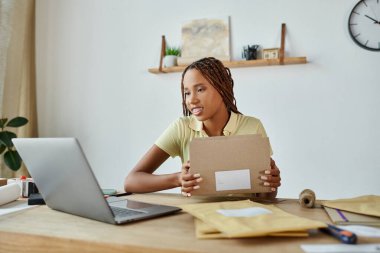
[179,160,203,197]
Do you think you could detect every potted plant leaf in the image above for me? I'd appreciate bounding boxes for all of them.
[0,116,28,171]
[164,46,181,67]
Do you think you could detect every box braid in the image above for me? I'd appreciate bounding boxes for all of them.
[181,57,241,116]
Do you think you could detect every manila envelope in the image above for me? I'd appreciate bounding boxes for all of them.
[189,134,271,196]
[180,200,326,238]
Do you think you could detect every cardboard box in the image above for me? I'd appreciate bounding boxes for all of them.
[189,135,271,196]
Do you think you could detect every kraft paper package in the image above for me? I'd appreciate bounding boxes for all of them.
[323,206,380,227]
[180,200,326,239]
[194,218,309,238]
[322,195,380,217]
[189,135,272,196]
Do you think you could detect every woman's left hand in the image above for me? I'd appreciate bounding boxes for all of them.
[260,158,281,192]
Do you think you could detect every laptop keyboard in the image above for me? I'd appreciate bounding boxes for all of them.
[111,206,144,217]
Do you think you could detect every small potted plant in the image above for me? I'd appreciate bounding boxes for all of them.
[164,46,181,67]
[0,116,28,171]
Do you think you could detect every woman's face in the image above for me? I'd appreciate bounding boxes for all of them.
[183,69,226,122]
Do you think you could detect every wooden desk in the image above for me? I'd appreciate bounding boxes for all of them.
[0,194,379,253]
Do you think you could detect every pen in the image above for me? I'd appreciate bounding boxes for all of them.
[320,224,357,244]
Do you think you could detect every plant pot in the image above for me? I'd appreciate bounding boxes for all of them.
[163,55,178,67]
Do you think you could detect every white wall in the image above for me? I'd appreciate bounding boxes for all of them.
[35,0,380,199]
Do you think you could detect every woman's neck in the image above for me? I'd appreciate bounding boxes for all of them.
[203,108,230,136]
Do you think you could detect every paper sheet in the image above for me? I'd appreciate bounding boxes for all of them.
[0,199,35,216]
[301,243,380,253]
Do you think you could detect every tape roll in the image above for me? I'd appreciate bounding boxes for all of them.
[299,189,316,208]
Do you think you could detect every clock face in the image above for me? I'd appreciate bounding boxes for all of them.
[348,0,380,51]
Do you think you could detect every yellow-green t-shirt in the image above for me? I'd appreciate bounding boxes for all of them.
[155,112,272,164]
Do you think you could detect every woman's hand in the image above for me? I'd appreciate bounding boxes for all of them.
[260,158,281,192]
[179,161,203,197]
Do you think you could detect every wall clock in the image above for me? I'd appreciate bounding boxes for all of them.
[348,0,380,51]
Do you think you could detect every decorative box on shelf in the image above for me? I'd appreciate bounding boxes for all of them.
[262,48,280,59]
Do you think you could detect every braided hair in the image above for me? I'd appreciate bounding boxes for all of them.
[181,57,241,116]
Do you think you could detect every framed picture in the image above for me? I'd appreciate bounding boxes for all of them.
[178,17,230,65]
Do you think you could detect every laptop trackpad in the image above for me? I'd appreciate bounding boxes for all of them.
[108,198,155,210]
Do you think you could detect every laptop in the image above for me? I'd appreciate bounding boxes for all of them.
[12,138,181,224]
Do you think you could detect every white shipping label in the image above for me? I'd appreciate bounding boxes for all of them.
[215,169,251,191]
[217,207,272,217]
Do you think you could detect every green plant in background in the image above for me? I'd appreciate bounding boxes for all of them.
[165,46,181,56]
[0,117,28,171]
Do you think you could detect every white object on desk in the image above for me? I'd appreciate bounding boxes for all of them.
[338,225,380,238]
[0,200,35,216]
[301,243,380,253]
[0,183,21,206]
[217,207,272,217]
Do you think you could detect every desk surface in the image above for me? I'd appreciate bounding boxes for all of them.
[0,193,379,253]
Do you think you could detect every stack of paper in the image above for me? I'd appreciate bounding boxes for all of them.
[181,200,326,239]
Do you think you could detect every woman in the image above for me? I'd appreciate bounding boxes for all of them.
[124,57,281,198]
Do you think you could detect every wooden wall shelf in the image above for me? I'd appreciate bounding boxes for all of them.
[148,56,307,74]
